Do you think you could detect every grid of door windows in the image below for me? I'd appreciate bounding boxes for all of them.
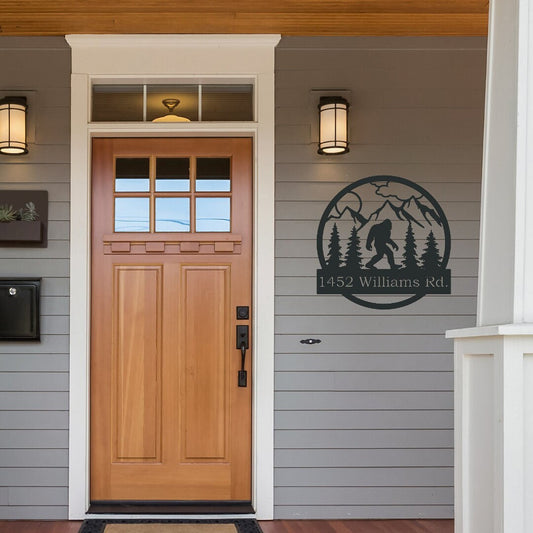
[114,156,231,233]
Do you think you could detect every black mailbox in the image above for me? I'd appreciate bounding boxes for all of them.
[0,278,41,341]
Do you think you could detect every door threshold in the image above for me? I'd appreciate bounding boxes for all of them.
[88,501,254,515]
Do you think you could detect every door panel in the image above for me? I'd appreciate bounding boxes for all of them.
[182,266,229,461]
[113,265,162,463]
[90,138,252,502]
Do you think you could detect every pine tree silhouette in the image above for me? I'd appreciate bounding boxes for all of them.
[344,225,363,270]
[402,221,419,270]
[420,230,442,270]
[327,223,342,269]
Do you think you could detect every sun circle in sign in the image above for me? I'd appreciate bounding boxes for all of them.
[316,175,451,310]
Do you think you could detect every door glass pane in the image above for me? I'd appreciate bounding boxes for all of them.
[155,198,190,232]
[147,85,199,122]
[92,85,144,122]
[115,198,150,232]
[156,158,190,192]
[196,158,231,192]
[201,85,253,121]
[196,198,230,232]
[115,158,150,192]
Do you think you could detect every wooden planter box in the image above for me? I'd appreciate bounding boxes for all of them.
[0,221,42,243]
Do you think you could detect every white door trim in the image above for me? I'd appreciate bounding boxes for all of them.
[66,34,279,520]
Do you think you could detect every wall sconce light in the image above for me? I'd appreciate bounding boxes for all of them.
[317,96,349,155]
[0,97,28,155]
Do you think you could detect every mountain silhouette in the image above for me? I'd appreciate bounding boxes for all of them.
[367,199,416,225]
[327,205,368,226]
[325,193,442,232]
[413,197,442,226]
[365,195,442,229]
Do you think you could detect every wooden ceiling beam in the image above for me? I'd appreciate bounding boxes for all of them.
[0,14,489,37]
[0,2,489,36]
[0,0,490,15]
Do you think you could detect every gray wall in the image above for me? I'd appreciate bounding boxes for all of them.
[0,35,486,521]
[0,37,70,519]
[274,36,486,519]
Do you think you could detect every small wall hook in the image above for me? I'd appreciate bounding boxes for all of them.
[300,338,322,345]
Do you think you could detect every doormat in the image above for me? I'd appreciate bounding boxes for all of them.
[78,519,262,533]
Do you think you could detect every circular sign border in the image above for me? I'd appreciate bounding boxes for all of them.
[316,175,451,310]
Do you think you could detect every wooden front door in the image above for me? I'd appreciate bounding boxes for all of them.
[90,138,252,503]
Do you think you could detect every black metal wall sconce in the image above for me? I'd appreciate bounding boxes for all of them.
[317,95,349,155]
[0,96,28,155]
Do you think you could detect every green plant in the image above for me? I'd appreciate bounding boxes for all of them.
[19,201,39,221]
[0,204,17,223]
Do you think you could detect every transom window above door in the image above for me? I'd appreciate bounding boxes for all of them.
[114,156,232,233]
[92,83,254,122]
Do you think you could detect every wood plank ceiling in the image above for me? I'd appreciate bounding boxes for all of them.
[0,0,488,36]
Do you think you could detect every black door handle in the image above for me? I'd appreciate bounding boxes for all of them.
[236,325,249,387]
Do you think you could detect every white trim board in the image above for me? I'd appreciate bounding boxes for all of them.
[66,34,280,521]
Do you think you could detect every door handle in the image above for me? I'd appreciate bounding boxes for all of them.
[236,325,249,387]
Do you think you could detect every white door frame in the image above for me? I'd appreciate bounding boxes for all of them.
[66,34,279,520]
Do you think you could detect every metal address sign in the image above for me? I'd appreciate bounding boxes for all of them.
[316,175,451,310]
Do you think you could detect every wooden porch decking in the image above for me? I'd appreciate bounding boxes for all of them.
[0,520,453,533]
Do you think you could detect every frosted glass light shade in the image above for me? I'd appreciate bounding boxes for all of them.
[318,96,349,155]
[152,114,190,123]
[0,97,28,155]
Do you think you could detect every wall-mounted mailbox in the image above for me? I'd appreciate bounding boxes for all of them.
[0,278,41,341]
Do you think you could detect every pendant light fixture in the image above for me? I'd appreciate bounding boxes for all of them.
[0,96,28,155]
[152,98,190,123]
[317,96,349,155]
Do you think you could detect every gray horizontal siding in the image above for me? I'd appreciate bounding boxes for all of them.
[275,355,453,372]
[275,449,453,467]
[0,506,68,520]
[275,505,454,520]
[275,467,453,487]
[0,36,70,520]
[275,411,452,430]
[275,429,453,448]
[276,143,483,165]
[0,430,68,449]
[0,392,68,409]
[0,411,68,430]
[0,355,68,372]
[275,372,452,391]
[0,373,69,391]
[0,183,70,201]
[276,486,453,504]
[275,335,454,353]
[0,450,68,467]
[0,241,70,260]
[276,391,452,409]
[0,468,67,486]
[0,335,69,353]
[276,181,481,201]
[274,36,485,519]
[41,297,69,316]
[275,315,470,334]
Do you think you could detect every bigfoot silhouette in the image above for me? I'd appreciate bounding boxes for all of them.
[365,219,399,269]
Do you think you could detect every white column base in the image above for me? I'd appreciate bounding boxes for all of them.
[446,325,533,533]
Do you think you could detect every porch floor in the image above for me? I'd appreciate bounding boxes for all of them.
[0,520,453,533]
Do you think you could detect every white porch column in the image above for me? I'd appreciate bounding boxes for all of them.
[446,0,533,532]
